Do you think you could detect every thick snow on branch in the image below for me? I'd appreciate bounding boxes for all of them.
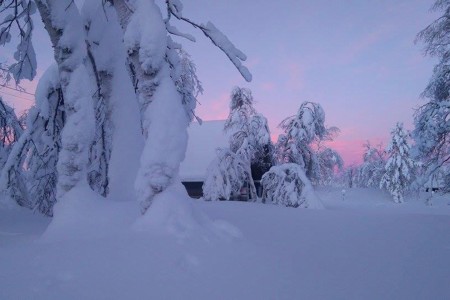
[57,64,95,196]
[81,0,124,73]
[124,0,167,73]
[1,0,37,82]
[134,69,189,213]
[165,0,252,82]
[200,22,251,82]
[166,0,184,18]
[166,23,196,42]
[35,64,60,119]
[45,0,86,70]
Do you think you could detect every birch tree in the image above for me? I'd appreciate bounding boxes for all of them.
[1,0,251,215]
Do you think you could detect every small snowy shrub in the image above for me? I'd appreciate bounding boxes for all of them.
[261,163,314,208]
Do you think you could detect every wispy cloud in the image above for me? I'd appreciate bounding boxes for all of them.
[197,92,229,121]
[338,25,393,65]
[282,62,306,91]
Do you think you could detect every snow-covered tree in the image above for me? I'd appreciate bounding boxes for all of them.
[170,48,203,122]
[0,98,23,167]
[380,123,417,203]
[343,165,358,188]
[30,0,96,199]
[414,0,450,193]
[315,147,344,186]
[224,87,256,154]
[356,141,387,188]
[0,97,29,207]
[222,87,272,200]
[203,148,254,201]
[276,101,337,181]
[82,1,123,197]
[249,114,274,181]
[261,163,322,208]
[113,0,251,213]
[203,87,273,201]
[0,65,64,214]
[1,0,251,215]
[26,65,64,215]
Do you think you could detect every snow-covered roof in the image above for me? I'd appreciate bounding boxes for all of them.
[179,120,229,181]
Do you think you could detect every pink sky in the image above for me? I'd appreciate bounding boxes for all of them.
[0,0,439,167]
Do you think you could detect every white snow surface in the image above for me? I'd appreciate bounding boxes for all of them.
[1,188,449,299]
[124,0,167,73]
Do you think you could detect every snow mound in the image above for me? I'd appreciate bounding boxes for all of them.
[133,182,242,242]
[0,193,18,210]
[42,185,137,242]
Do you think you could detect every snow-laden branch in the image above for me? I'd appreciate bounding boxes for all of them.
[165,0,252,82]
[0,0,37,83]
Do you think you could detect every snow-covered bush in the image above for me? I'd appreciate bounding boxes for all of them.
[261,163,323,208]
[203,148,254,201]
[380,123,417,203]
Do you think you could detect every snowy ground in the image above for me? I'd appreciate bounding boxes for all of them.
[1,187,449,300]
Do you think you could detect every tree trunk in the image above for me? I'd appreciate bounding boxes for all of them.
[36,0,95,198]
[113,0,189,214]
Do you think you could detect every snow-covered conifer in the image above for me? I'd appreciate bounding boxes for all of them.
[380,123,417,203]
[414,1,450,193]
